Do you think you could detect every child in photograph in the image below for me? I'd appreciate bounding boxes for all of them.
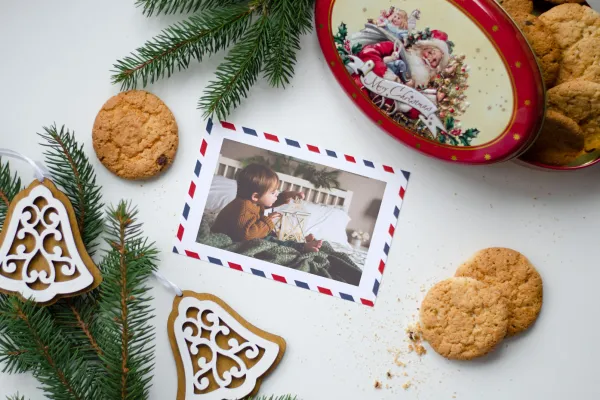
[211,163,323,252]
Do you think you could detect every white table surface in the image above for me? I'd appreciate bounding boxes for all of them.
[1,1,599,399]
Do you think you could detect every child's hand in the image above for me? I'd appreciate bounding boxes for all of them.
[267,212,282,223]
[281,191,305,204]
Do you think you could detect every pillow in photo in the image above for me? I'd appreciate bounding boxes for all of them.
[205,175,237,213]
[297,202,352,249]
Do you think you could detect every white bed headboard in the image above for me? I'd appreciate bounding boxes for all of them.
[215,156,353,213]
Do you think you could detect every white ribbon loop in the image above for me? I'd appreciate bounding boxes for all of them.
[152,270,183,297]
[0,148,51,182]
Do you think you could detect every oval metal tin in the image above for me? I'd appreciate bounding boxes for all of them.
[316,0,545,164]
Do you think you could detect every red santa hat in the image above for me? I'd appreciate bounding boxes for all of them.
[414,30,451,69]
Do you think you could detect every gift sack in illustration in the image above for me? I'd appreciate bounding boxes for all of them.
[0,179,102,305]
[168,292,286,400]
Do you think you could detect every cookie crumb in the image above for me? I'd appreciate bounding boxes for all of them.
[374,380,382,389]
[386,370,393,379]
[406,322,427,356]
[402,381,411,390]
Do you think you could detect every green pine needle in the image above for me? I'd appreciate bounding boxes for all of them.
[199,14,271,120]
[0,298,100,400]
[6,394,28,400]
[112,4,254,90]
[0,158,23,226]
[136,0,239,16]
[38,124,104,257]
[263,0,312,88]
[96,201,158,400]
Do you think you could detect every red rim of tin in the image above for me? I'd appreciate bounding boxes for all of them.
[517,155,600,171]
[315,0,546,165]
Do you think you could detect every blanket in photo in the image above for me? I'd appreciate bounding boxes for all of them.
[196,213,362,285]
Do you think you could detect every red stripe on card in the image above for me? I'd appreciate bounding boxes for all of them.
[317,287,333,296]
[361,298,374,307]
[221,121,236,130]
[344,155,356,163]
[307,144,320,153]
[200,139,208,156]
[383,165,395,173]
[388,224,395,236]
[176,224,184,241]
[185,250,200,259]
[264,133,279,142]
[399,187,405,199]
[228,262,243,271]
[272,274,287,283]
[378,260,385,274]
[188,181,197,198]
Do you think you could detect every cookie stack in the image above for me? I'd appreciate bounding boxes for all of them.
[419,248,543,360]
[496,1,600,166]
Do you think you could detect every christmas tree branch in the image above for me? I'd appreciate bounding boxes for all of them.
[0,298,99,400]
[38,124,104,257]
[135,0,240,16]
[6,394,28,400]
[112,4,254,90]
[0,158,23,225]
[263,0,312,88]
[97,201,158,400]
[199,14,270,119]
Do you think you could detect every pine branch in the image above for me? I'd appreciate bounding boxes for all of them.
[199,14,270,120]
[0,158,23,226]
[38,124,104,257]
[135,0,239,16]
[6,394,28,400]
[96,201,158,400]
[112,4,254,90]
[263,0,312,87]
[0,298,100,400]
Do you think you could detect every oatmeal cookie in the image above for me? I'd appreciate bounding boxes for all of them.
[519,15,561,87]
[539,4,600,50]
[556,37,600,84]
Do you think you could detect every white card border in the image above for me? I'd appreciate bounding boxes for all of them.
[173,119,410,307]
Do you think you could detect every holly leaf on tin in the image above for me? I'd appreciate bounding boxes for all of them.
[351,43,363,54]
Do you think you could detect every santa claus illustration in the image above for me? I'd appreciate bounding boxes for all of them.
[356,29,451,88]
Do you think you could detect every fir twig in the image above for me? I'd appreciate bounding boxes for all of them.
[97,201,158,400]
[0,158,23,226]
[199,14,271,120]
[135,0,239,16]
[263,0,312,87]
[112,4,254,90]
[38,124,104,256]
[6,394,28,400]
[0,298,99,400]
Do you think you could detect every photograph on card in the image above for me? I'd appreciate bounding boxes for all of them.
[195,139,387,286]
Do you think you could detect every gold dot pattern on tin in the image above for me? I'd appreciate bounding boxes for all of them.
[420,277,508,360]
[92,90,178,180]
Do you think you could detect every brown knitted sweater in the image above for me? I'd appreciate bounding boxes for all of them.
[211,198,276,242]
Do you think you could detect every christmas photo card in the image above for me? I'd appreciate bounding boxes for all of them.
[173,120,410,306]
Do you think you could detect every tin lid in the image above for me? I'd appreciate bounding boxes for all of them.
[316,0,545,164]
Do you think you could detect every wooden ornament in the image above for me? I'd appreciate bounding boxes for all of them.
[0,179,102,305]
[168,291,286,400]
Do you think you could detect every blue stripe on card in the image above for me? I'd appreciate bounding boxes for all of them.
[339,292,354,302]
[208,257,222,265]
[182,203,190,220]
[326,150,337,158]
[251,268,266,277]
[402,170,411,181]
[285,139,300,148]
[373,279,380,295]
[363,160,375,168]
[194,161,202,177]
[295,280,309,289]
[206,118,214,134]
[172,246,179,254]
[394,206,400,218]
[384,243,390,255]
[243,127,258,136]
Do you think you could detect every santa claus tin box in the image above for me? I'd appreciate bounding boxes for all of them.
[315,0,545,164]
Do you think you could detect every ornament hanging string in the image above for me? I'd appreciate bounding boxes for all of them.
[0,148,51,182]
[152,270,183,297]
